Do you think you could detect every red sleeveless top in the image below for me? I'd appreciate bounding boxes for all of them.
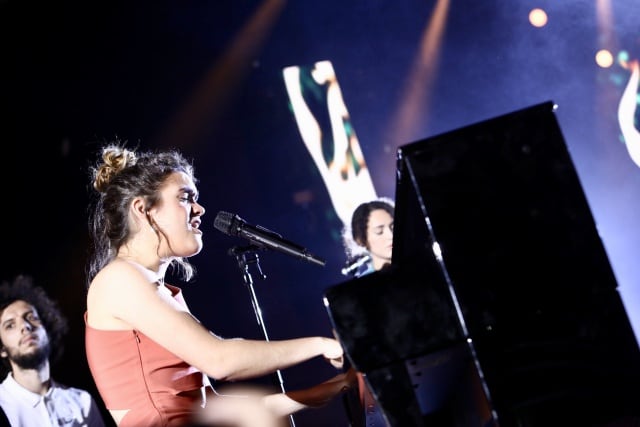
[85,285,209,427]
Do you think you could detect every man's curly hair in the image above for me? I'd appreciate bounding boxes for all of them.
[0,275,69,378]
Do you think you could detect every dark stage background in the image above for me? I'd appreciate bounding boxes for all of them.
[2,1,639,426]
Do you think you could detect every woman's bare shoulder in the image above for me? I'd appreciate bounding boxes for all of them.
[87,260,156,309]
[90,259,143,291]
[87,259,159,328]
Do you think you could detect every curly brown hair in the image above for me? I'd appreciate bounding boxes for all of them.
[341,197,395,261]
[0,275,69,378]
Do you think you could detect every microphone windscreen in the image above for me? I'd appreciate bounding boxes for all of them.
[213,211,235,235]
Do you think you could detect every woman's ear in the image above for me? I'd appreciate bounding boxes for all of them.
[132,197,158,232]
[131,197,146,214]
[130,197,149,225]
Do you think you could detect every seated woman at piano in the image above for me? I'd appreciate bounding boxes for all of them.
[339,197,395,427]
[84,142,359,427]
[341,197,395,278]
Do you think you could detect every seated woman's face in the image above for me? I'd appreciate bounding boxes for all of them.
[365,209,394,267]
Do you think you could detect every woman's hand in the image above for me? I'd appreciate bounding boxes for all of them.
[321,337,345,369]
[263,367,360,417]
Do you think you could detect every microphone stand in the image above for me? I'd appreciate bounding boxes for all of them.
[228,245,296,427]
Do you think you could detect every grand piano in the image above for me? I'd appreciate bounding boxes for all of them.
[324,101,640,426]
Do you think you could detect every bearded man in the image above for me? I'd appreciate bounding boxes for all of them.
[0,275,105,427]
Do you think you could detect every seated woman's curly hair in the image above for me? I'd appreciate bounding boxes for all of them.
[341,197,395,261]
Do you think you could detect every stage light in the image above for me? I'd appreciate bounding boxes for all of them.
[595,49,614,68]
[529,8,548,28]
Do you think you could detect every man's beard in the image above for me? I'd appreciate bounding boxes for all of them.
[9,341,50,370]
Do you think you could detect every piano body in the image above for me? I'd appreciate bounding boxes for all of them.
[324,101,640,426]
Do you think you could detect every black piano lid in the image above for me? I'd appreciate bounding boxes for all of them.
[324,101,640,426]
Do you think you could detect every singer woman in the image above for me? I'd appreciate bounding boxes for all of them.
[84,142,356,427]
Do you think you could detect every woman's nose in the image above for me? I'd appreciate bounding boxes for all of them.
[194,202,205,216]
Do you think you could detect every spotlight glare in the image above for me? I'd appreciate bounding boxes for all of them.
[595,49,614,68]
[529,8,548,28]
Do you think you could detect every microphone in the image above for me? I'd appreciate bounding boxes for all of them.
[214,211,326,267]
[341,255,371,276]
